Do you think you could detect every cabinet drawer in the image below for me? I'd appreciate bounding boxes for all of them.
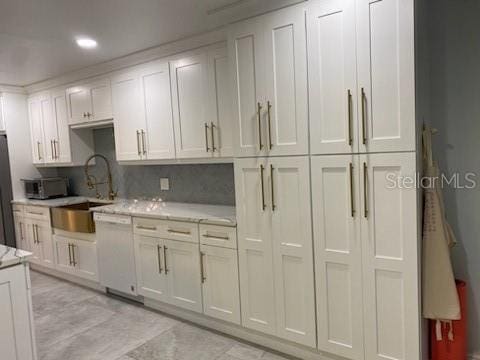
[133,218,199,244]
[12,204,24,216]
[199,224,237,249]
[24,206,50,222]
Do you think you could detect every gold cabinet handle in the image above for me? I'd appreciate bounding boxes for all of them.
[31,225,36,244]
[200,252,206,283]
[349,162,355,217]
[204,123,210,152]
[71,244,77,266]
[136,130,141,155]
[260,164,266,211]
[83,112,87,118]
[141,130,147,155]
[167,228,191,235]
[363,162,368,218]
[37,142,42,160]
[27,211,43,216]
[361,88,367,145]
[136,225,157,231]
[347,90,353,146]
[267,101,273,150]
[50,140,55,160]
[53,140,58,159]
[202,234,229,241]
[35,224,40,244]
[157,245,163,274]
[257,102,263,150]
[19,222,24,241]
[270,164,275,210]
[68,243,73,266]
[210,122,216,152]
[163,246,168,274]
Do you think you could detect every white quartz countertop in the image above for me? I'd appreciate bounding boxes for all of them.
[93,200,236,226]
[12,196,95,207]
[0,245,32,269]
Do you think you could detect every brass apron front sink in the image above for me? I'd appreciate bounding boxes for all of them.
[51,202,110,233]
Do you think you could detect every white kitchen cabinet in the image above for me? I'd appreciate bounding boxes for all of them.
[164,239,203,313]
[66,78,112,125]
[311,155,364,359]
[307,0,359,154]
[112,60,175,162]
[208,47,234,157]
[269,156,316,347]
[360,152,419,360]
[229,5,308,157]
[54,236,75,274]
[235,157,275,335]
[170,54,210,159]
[27,95,46,164]
[25,219,54,269]
[200,245,241,325]
[14,212,29,251]
[134,234,169,303]
[50,89,72,164]
[0,263,37,360]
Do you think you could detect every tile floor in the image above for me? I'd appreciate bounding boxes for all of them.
[31,270,293,360]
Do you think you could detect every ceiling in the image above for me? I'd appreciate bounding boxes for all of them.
[0,0,302,87]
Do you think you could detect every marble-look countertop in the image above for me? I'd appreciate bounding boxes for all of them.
[93,200,236,226]
[12,196,95,208]
[0,245,32,269]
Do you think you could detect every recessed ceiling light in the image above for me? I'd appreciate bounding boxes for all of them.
[76,38,97,49]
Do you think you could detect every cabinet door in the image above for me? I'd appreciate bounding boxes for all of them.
[24,221,40,264]
[140,61,176,160]
[311,155,364,359]
[112,71,146,161]
[170,54,210,159]
[0,265,36,360]
[164,239,203,313]
[360,152,419,360]
[234,158,275,335]
[229,18,266,157]
[27,97,45,164]
[14,216,28,251]
[134,235,169,302]
[269,156,315,347]
[72,240,98,281]
[208,47,233,158]
[263,6,308,156]
[200,245,241,325]
[36,221,54,268]
[51,89,72,164]
[66,85,92,124]
[89,79,113,121]
[41,93,58,163]
[53,236,75,274]
[308,0,359,154]
[357,0,415,153]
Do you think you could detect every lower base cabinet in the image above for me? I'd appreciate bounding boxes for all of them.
[200,245,241,324]
[53,235,99,282]
[25,219,54,269]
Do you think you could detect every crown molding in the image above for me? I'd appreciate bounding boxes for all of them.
[0,85,27,95]
[25,27,227,94]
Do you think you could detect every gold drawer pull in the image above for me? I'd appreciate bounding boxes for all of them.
[202,234,229,241]
[167,229,191,235]
[136,225,157,231]
[27,211,43,216]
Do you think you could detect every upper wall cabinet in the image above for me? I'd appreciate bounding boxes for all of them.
[229,5,309,157]
[308,0,415,154]
[66,78,113,126]
[112,60,176,162]
[28,90,94,166]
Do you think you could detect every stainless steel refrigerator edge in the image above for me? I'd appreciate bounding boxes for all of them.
[0,135,15,247]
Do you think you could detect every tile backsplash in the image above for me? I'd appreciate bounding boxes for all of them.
[57,127,235,206]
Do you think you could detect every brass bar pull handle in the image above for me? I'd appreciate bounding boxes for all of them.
[267,101,273,150]
[71,244,77,266]
[34,225,39,244]
[136,225,157,231]
[19,222,24,241]
[51,140,55,160]
[363,162,368,218]
[270,164,276,211]
[204,123,210,152]
[37,142,42,160]
[53,140,58,159]
[68,243,73,266]
[200,252,206,283]
[210,122,216,152]
[141,130,147,155]
[157,245,163,274]
[260,164,266,211]
[167,229,191,235]
[347,90,353,146]
[136,130,141,155]
[27,211,43,216]
[349,162,355,217]
[32,226,36,244]
[202,234,229,241]
[257,102,263,150]
[163,246,168,274]
[361,88,367,145]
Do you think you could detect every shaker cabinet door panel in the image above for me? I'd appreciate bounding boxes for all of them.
[311,155,364,359]
[308,0,359,154]
[264,7,308,156]
[28,96,45,164]
[357,0,415,153]
[51,90,72,164]
[66,86,91,124]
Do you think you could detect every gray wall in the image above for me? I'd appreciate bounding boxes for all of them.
[57,127,235,206]
[428,0,480,356]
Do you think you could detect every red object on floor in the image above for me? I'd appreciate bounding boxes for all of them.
[430,280,467,360]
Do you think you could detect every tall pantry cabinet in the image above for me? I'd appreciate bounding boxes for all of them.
[308,1,419,360]
[233,0,420,359]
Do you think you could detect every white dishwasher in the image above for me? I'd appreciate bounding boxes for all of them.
[94,213,138,296]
